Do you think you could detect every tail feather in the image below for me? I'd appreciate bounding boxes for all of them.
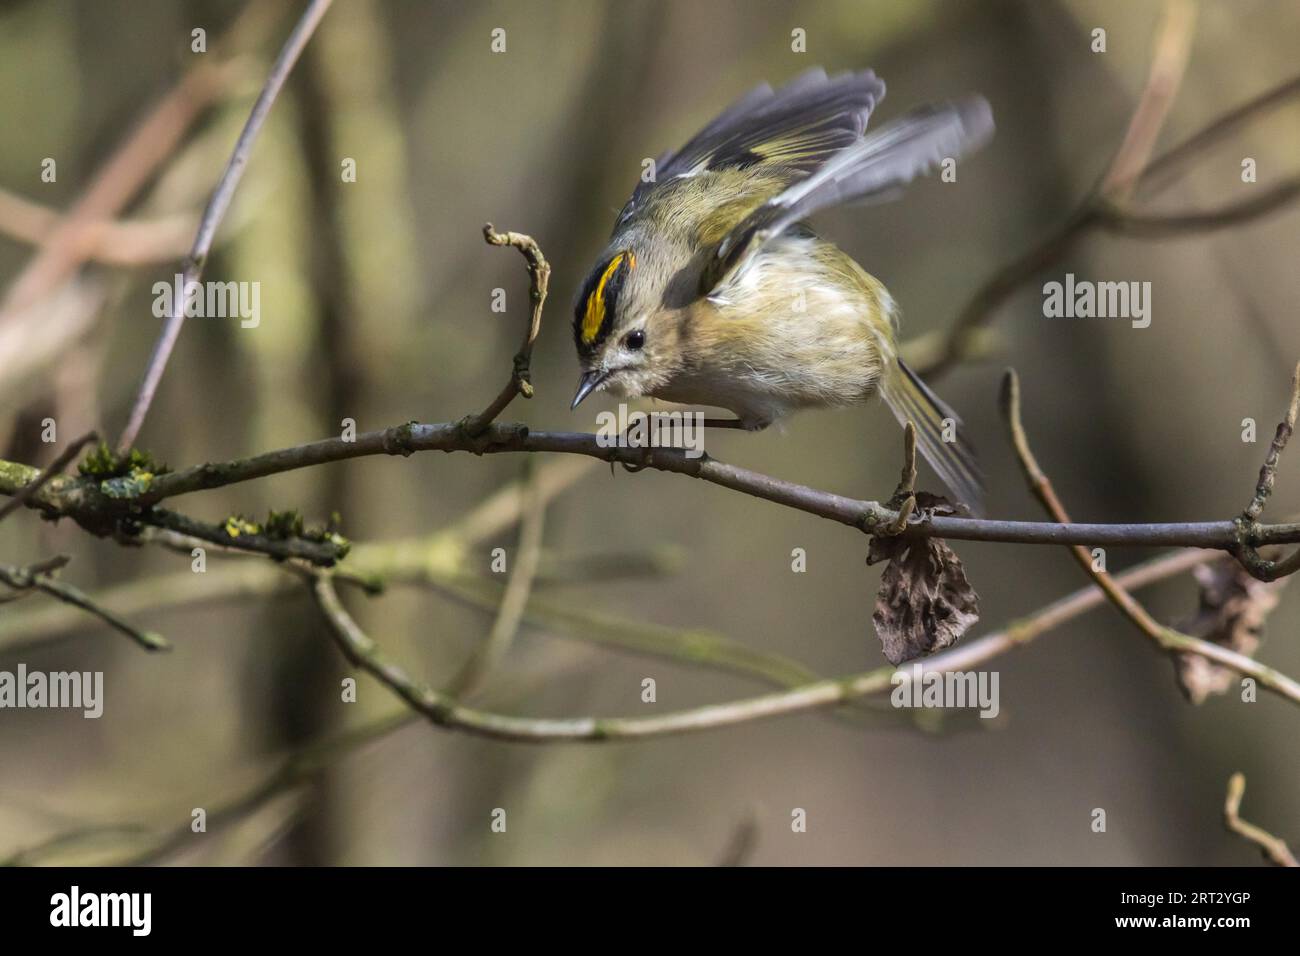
[881,359,985,515]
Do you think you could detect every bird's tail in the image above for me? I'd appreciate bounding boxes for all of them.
[880,358,985,515]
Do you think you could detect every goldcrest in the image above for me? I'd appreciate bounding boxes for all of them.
[571,68,993,511]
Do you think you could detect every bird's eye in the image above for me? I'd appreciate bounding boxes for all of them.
[625,330,645,351]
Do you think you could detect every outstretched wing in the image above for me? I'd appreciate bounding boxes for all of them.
[702,96,994,296]
[614,68,887,230]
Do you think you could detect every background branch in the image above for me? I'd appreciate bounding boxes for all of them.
[115,0,335,453]
[917,64,1300,379]
[0,557,168,652]
[1000,368,1300,704]
[442,460,547,698]
[1223,772,1297,867]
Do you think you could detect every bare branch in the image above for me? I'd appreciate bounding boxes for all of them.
[1244,361,1300,523]
[312,528,1300,744]
[1139,74,1300,196]
[459,224,552,436]
[1095,179,1300,236]
[8,415,1300,555]
[1000,369,1300,705]
[917,68,1300,379]
[115,0,335,454]
[1232,363,1300,581]
[145,508,348,567]
[0,559,169,652]
[0,430,96,524]
[1099,0,1196,200]
[443,461,547,698]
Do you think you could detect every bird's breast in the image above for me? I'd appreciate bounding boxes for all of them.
[651,238,895,423]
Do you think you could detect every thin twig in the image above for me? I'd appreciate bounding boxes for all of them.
[115,0,335,454]
[1233,363,1300,581]
[0,560,169,652]
[918,68,1300,379]
[443,461,547,698]
[0,430,96,524]
[884,422,918,534]
[1,489,1235,744]
[1098,0,1196,200]
[0,458,593,653]
[1138,74,1300,196]
[1223,772,1297,867]
[1243,362,1300,523]
[1000,369,1300,704]
[145,508,348,567]
[459,224,552,436]
[1094,180,1300,236]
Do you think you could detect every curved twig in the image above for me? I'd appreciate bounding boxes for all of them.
[1223,773,1297,867]
[459,224,552,436]
[1000,368,1300,704]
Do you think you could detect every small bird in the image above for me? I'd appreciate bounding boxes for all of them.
[570,68,993,511]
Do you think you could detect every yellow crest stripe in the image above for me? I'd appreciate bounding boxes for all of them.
[581,252,633,344]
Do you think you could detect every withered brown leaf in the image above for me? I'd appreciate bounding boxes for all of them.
[1174,558,1288,704]
[868,495,980,665]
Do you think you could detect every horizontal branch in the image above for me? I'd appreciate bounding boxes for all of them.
[67,421,1297,553]
[313,542,1279,743]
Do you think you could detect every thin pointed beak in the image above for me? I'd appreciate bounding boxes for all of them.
[571,370,609,410]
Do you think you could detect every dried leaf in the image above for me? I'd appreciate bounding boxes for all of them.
[868,496,980,665]
[1174,558,1288,704]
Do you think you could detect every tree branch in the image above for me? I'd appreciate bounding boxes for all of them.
[311,531,1294,744]
[1000,368,1300,705]
[1233,362,1300,581]
[459,225,551,436]
[0,557,169,652]
[442,460,546,698]
[0,430,97,524]
[6,414,1300,558]
[115,0,335,454]
[917,65,1300,379]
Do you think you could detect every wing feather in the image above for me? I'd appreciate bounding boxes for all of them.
[703,96,994,295]
[616,68,887,229]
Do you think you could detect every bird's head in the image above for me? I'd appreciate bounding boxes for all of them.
[570,247,681,409]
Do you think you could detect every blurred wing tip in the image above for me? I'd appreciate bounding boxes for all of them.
[954,94,995,148]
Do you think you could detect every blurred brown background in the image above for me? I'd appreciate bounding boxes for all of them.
[1,0,1298,865]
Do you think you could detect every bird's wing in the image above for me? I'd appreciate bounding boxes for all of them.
[701,97,994,297]
[614,68,886,231]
